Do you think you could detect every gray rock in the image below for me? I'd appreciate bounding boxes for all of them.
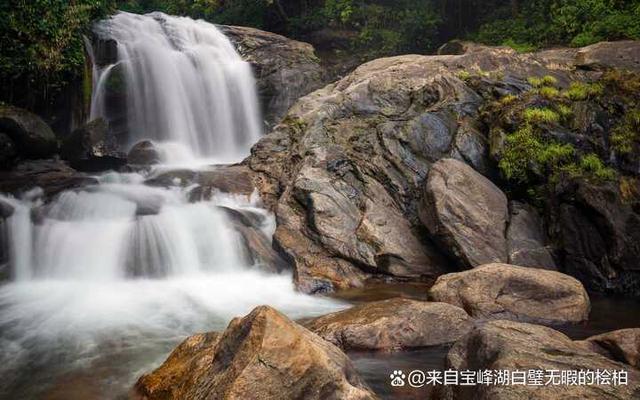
[507,201,557,270]
[61,118,126,171]
[127,140,160,166]
[219,25,325,129]
[420,158,508,268]
[428,263,590,324]
[0,105,57,158]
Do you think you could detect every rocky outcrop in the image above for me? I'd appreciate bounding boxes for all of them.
[420,158,508,268]
[305,298,473,351]
[0,105,57,159]
[147,165,258,198]
[61,118,126,171]
[0,159,97,199]
[428,263,590,324]
[134,306,378,400]
[438,320,640,400]
[582,328,640,368]
[0,133,17,169]
[507,201,557,269]
[219,25,325,129]
[246,41,640,295]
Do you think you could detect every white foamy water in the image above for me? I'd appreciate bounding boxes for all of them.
[91,11,263,163]
[0,12,343,400]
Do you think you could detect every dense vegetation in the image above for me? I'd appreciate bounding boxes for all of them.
[1,0,639,113]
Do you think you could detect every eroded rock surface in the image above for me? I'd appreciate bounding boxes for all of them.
[305,298,473,351]
[134,306,378,400]
[582,328,640,368]
[428,263,590,324]
[0,105,57,159]
[61,118,126,171]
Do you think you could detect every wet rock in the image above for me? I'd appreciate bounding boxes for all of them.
[0,159,97,199]
[61,118,126,171]
[428,263,590,324]
[0,133,17,169]
[554,181,640,296]
[575,40,640,71]
[507,201,557,270]
[150,165,256,197]
[420,158,508,268]
[219,206,288,273]
[0,105,57,158]
[305,298,473,351]
[582,328,640,368]
[134,306,378,400]
[219,25,325,129]
[127,140,160,166]
[438,320,640,400]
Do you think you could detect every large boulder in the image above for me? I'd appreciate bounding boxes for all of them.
[134,306,378,400]
[428,263,590,324]
[127,140,161,166]
[0,105,57,159]
[305,298,473,351]
[219,25,325,129]
[245,41,640,294]
[61,118,126,171]
[420,158,509,268]
[507,201,557,269]
[438,320,640,400]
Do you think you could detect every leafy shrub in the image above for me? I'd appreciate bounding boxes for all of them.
[523,108,560,124]
[611,109,640,154]
[563,82,604,100]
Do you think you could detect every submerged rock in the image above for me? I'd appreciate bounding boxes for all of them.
[438,320,640,400]
[134,306,378,400]
[0,105,57,159]
[61,118,126,172]
[428,263,590,324]
[305,298,473,351]
[419,158,509,268]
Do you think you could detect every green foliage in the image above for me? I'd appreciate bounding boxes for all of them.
[611,109,640,154]
[476,0,640,49]
[457,70,472,81]
[576,153,617,181]
[523,107,560,124]
[563,81,604,100]
[538,86,561,99]
[528,75,558,88]
[499,124,543,183]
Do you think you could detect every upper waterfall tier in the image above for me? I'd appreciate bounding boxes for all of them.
[91,12,262,162]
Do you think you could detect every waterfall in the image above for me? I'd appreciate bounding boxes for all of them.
[0,12,344,400]
[91,12,263,162]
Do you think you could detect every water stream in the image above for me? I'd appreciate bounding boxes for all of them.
[0,12,343,399]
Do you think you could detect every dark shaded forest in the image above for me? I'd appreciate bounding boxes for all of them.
[1,0,639,111]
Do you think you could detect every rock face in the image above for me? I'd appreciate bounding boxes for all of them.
[219,25,325,129]
[305,298,473,351]
[583,328,640,368]
[134,306,378,400]
[0,159,97,198]
[0,105,57,159]
[61,118,126,171]
[245,40,640,295]
[507,201,557,269]
[428,263,590,324]
[0,133,17,169]
[553,181,640,295]
[439,320,640,400]
[420,158,509,268]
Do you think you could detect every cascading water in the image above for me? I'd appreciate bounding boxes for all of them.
[0,12,343,400]
[90,12,263,163]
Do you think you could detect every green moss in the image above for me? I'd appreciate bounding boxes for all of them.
[523,107,560,124]
[578,153,617,181]
[538,86,560,99]
[555,104,573,119]
[500,94,518,105]
[611,109,640,154]
[563,82,604,101]
[527,75,557,89]
[527,77,543,88]
[457,70,472,82]
[499,124,542,183]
